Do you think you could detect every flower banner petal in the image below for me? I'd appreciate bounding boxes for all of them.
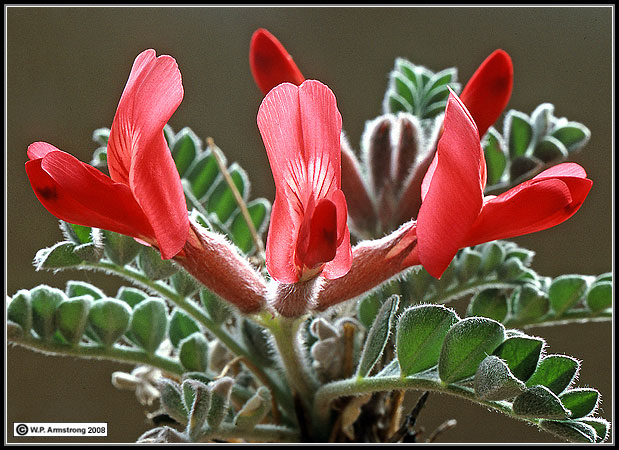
[250,28,305,95]
[417,91,485,278]
[108,50,188,259]
[460,49,513,137]
[298,80,343,200]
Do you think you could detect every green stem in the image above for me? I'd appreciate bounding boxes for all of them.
[505,309,613,329]
[198,423,300,443]
[85,260,293,418]
[265,315,318,410]
[10,335,184,375]
[313,374,535,432]
[425,279,520,306]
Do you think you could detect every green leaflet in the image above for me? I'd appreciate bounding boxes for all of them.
[129,298,168,354]
[512,385,571,419]
[525,354,580,395]
[559,388,599,419]
[55,296,93,345]
[179,332,210,373]
[356,295,399,378]
[492,335,544,382]
[87,298,132,347]
[396,304,459,376]
[169,310,201,348]
[474,355,526,401]
[438,317,505,384]
[548,275,589,316]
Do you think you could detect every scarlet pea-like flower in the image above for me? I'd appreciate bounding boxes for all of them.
[460,49,514,138]
[250,28,305,95]
[416,89,592,278]
[25,49,188,259]
[257,80,352,284]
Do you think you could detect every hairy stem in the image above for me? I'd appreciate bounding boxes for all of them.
[265,315,318,411]
[84,260,292,418]
[9,335,184,376]
[197,423,300,443]
[313,374,535,432]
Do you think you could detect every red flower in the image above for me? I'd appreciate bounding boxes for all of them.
[250,28,305,95]
[460,49,514,138]
[257,80,352,284]
[25,49,189,259]
[416,90,592,278]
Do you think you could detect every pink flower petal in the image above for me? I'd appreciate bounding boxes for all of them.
[322,188,352,279]
[464,163,592,246]
[257,80,348,282]
[416,91,485,278]
[250,28,305,95]
[460,49,513,137]
[107,49,188,259]
[26,144,154,240]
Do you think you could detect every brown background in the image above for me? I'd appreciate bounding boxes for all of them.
[6,6,613,443]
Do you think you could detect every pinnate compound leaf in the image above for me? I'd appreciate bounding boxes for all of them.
[474,355,526,401]
[438,317,505,384]
[559,388,599,419]
[492,335,544,382]
[513,385,571,419]
[356,295,399,378]
[129,298,168,353]
[539,419,596,443]
[87,298,132,346]
[396,304,459,376]
[525,354,579,395]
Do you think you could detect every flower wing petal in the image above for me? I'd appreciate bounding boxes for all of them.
[464,163,592,246]
[26,143,154,239]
